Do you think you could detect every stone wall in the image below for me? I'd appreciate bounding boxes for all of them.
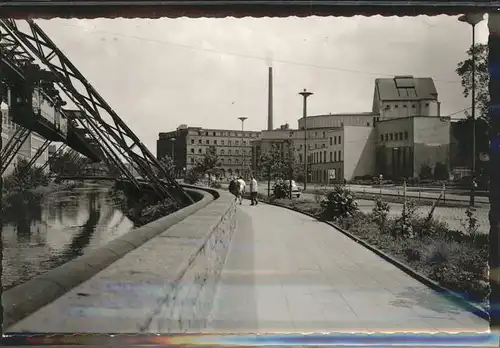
[6,190,237,333]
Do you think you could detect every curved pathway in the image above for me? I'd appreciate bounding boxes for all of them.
[208,203,489,333]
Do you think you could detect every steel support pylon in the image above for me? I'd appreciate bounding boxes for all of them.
[0,19,193,207]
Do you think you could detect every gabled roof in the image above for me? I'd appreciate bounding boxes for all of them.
[375,76,438,102]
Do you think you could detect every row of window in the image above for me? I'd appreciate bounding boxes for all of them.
[384,102,430,110]
[189,156,245,165]
[190,138,250,146]
[381,131,409,142]
[190,147,249,156]
[310,150,342,164]
[195,131,258,138]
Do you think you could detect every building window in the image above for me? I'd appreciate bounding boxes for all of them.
[214,140,217,145]
[403,104,407,108]
[395,105,399,108]
[198,149,202,154]
[213,132,216,136]
[315,132,318,137]
[330,152,332,162]
[385,134,388,141]
[235,159,239,164]
[412,104,416,108]
[198,139,202,144]
[206,140,209,144]
[236,141,239,146]
[228,140,232,146]
[399,132,403,140]
[220,158,224,163]
[322,132,326,138]
[228,159,231,164]
[205,132,209,136]
[334,151,337,162]
[425,103,429,107]
[338,136,342,144]
[191,158,194,164]
[404,131,409,140]
[221,150,225,155]
[329,137,332,146]
[322,144,326,148]
[243,141,246,146]
[235,150,239,155]
[323,151,326,162]
[221,140,224,145]
[338,151,342,162]
[191,148,194,153]
[191,139,194,144]
[228,150,232,155]
[380,135,384,142]
[319,152,322,163]
[390,133,394,141]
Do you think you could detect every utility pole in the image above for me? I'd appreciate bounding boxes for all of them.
[238,117,247,179]
[299,89,313,191]
[487,11,500,332]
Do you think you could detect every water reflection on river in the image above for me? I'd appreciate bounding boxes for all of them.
[2,184,134,290]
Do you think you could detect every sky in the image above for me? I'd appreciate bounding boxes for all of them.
[26,15,490,154]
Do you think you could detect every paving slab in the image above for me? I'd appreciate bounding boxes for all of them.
[207,202,490,335]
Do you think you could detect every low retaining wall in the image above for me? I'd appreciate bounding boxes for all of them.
[3,186,215,329]
[7,190,237,333]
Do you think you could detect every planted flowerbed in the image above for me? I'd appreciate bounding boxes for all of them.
[257,182,490,309]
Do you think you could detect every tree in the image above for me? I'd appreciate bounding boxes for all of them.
[433,162,449,181]
[456,43,489,123]
[194,146,223,177]
[158,155,175,178]
[49,151,86,176]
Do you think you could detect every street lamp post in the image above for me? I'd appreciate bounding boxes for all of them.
[459,13,484,207]
[170,137,176,178]
[299,89,313,191]
[238,117,248,178]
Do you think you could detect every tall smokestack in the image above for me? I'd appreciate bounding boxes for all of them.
[268,66,273,131]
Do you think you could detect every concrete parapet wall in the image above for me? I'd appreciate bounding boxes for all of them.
[3,186,215,329]
[6,190,237,333]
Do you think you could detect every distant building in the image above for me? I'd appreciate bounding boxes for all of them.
[1,106,49,176]
[157,124,261,178]
[252,75,450,183]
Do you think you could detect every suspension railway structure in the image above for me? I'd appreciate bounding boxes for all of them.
[0,19,193,208]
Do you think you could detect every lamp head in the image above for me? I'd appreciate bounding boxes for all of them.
[458,13,484,26]
[299,88,313,98]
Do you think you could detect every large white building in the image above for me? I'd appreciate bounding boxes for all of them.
[252,75,450,183]
[1,104,49,176]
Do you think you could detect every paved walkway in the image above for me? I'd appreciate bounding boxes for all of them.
[207,202,489,333]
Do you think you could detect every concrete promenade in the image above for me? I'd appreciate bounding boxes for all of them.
[7,200,489,334]
[207,203,488,333]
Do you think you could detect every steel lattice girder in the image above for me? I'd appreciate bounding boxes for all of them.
[0,19,194,207]
[0,126,31,174]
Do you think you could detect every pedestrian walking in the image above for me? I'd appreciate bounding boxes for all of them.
[236,176,246,205]
[250,174,259,206]
[229,177,238,201]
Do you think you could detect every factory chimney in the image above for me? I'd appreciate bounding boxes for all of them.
[268,66,273,131]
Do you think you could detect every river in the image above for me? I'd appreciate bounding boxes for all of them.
[1,183,134,290]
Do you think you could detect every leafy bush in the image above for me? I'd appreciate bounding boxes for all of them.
[272,180,289,199]
[319,185,358,221]
[210,181,222,189]
[372,198,390,232]
[184,168,200,185]
[392,199,419,238]
[419,163,433,180]
[434,162,449,181]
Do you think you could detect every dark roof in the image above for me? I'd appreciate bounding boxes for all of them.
[375,76,438,101]
[1,1,496,19]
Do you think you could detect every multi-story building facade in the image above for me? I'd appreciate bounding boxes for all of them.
[157,124,261,178]
[252,75,449,183]
[1,105,49,176]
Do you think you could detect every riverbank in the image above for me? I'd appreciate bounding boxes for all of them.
[254,190,489,311]
[2,184,133,290]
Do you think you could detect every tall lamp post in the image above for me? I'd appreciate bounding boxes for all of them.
[299,89,313,191]
[238,116,248,178]
[170,137,176,178]
[459,13,484,207]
